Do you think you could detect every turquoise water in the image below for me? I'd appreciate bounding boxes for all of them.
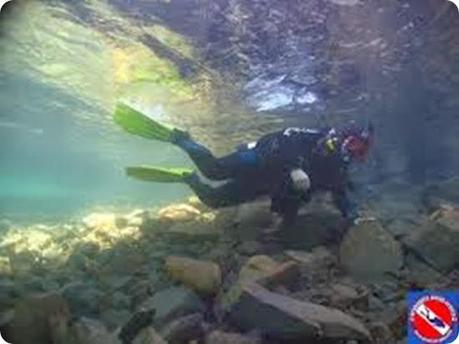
[0,1,202,221]
[1,0,459,222]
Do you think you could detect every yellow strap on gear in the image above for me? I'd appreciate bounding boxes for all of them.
[325,138,337,153]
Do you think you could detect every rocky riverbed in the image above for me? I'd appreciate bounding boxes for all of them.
[1,176,459,344]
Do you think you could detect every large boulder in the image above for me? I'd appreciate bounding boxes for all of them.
[165,256,222,296]
[140,286,205,326]
[339,218,403,282]
[404,206,459,272]
[11,292,71,344]
[230,283,371,342]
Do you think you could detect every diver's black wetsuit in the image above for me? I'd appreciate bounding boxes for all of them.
[174,127,354,222]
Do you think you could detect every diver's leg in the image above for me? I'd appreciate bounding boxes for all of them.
[331,190,356,220]
[185,174,263,208]
[174,132,258,181]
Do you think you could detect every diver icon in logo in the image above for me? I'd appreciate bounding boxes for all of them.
[408,292,459,344]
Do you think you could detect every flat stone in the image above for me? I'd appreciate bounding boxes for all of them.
[339,218,403,282]
[221,255,282,308]
[230,283,371,341]
[140,286,205,326]
[257,261,300,289]
[165,256,221,296]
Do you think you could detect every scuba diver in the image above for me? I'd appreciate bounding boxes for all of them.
[114,103,373,225]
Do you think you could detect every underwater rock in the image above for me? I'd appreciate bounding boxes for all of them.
[221,255,280,308]
[256,261,300,290]
[127,279,154,309]
[82,212,121,231]
[329,283,368,310]
[160,313,204,344]
[132,326,167,344]
[385,216,423,238]
[230,283,371,341]
[111,291,131,310]
[235,200,274,230]
[422,176,459,209]
[11,292,71,344]
[0,278,16,308]
[156,202,221,240]
[239,255,280,282]
[81,212,142,248]
[280,205,343,250]
[140,286,205,326]
[165,221,221,241]
[369,322,393,344]
[72,317,120,344]
[404,206,459,272]
[222,255,299,309]
[339,218,403,282]
[164,256,222,296]
[205,330,261,344]
[123,209,151,227]
[403,252,443,287]
[158,203,202,222]
[100,309,132,331]
[237,240,264,256]
[285,246,336,271]
[61,281,104,317]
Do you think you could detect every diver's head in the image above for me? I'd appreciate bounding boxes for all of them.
[340,122,374,162]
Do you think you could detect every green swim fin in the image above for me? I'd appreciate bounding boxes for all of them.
[126,166,193,183]
[114,103,175,142]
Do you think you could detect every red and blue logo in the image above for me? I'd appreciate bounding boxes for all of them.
[408,292,459,344]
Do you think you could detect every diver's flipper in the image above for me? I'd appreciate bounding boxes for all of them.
[114,103,174,142]
[126,166,193,183]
